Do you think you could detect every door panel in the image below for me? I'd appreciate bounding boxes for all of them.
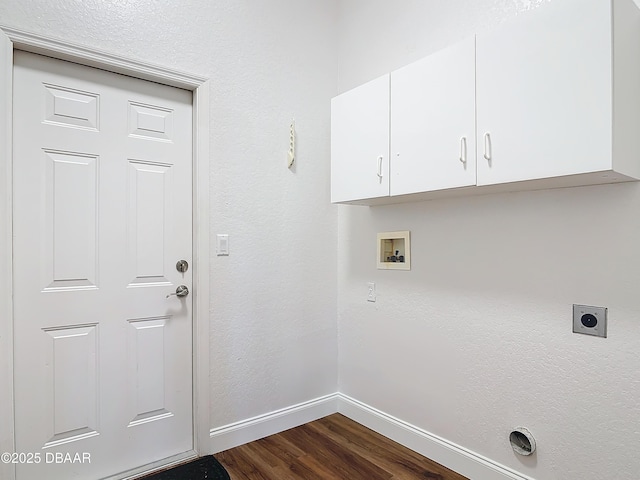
[44,324,99,447]
[13,51,193,479]
[45,150,99,289]
[127,317,171,425]
[127,160,174,286]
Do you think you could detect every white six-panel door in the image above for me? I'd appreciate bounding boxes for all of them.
[13,51,193,479]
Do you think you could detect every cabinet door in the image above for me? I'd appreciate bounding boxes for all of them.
[331,74,390,203]
[476,0,612,186]
[391,36,476,195]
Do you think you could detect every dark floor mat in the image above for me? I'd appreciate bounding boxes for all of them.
[141,456,230,480]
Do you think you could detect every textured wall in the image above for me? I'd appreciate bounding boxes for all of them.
[7,1,640,478]
[336,1,640,479]
[0,0,339,429]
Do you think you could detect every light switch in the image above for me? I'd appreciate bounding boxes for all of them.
[367,282,376,302]
[216,234,229,256]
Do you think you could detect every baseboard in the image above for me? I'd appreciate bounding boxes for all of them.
[210,392,533,480]
[210,393,339,453]
[337,394,535,480]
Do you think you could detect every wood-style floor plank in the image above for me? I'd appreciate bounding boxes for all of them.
[279,422,393,480]
[309,416,455,480]
[215,413,469,480]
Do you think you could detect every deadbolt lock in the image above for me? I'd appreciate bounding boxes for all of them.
[176,260,189,273]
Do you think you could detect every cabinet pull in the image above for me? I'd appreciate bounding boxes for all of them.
[377,156,384,179]
[459,137,467,164]
[483,133,492,162]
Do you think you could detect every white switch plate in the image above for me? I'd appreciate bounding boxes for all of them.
[216,234,229,256]
[367,282,376,302]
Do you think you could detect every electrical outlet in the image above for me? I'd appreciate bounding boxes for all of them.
[367,282,376,302]
[573,304,607,338]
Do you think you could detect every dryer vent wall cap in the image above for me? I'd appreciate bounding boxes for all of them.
[509,427,536,456]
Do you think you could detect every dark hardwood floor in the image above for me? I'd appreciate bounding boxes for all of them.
[215,413,469,480]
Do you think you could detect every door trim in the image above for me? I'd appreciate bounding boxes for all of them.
[0,26,211,480]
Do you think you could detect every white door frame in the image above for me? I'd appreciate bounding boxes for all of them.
[0,26,211,480]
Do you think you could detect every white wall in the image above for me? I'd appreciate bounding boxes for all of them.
[0,0,339,431]
[7,1,640,479]
[336,1,640,479]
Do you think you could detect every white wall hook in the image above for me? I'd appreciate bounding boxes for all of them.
[287,119,295,169]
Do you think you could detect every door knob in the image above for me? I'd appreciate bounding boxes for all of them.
[166,285,189,298]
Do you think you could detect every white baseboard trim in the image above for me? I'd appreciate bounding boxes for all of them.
[337,394,535,480]
[210,392,533,480]
[210,393,339,453]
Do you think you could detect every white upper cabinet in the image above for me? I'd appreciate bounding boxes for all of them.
[476,0,640,186]
[331,0,640,205]
[331,74,390,203]
[391,36,476,196]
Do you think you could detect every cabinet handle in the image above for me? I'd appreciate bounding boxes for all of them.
[483,133,492,162]
[377,156,384,180]
[459,137,467,164]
